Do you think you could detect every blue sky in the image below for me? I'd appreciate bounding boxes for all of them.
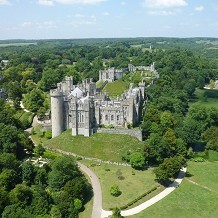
[0,0,218,39]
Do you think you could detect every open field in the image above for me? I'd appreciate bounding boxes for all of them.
[0,42,37,47]
[80,159,159,210]
[189,88,218,109]
[102,79,129,97]
[131,161,218,218]
[43,130,144,162]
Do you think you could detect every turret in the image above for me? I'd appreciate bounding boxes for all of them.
[50,89,64,138]
[139,80,146,99]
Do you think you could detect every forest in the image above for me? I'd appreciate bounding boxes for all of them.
[0,37,218,216]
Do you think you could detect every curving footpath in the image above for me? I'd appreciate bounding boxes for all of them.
[102,167,187,217]
[78,162,103,218]
[77,158,186,218]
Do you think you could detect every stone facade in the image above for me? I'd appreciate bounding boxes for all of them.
[50,64,158,139]
[50,76,145,138]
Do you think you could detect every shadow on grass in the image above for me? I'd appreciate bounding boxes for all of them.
[185,171,193,178]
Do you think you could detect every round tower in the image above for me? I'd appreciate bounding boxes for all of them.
[50,89,64,138]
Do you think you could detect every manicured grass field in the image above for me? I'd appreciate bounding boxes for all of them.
[44,130,144,162]
[190,88,218,109]
[80,159,159,210]
[102,79,129,97]
[131,161,218,218]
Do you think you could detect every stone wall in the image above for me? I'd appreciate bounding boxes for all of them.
[96,128,142,141]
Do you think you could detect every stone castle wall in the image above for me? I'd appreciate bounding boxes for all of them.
[96,128,142,141]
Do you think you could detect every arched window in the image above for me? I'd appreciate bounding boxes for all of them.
[105,114,108,121]
[81,114,84,123]
[111,115,114,121]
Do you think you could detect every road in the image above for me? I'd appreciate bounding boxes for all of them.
[78,162,102,218]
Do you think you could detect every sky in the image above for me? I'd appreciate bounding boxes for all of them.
[0,0,218,39]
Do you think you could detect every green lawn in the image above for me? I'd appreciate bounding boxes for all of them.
[96,80,104,88]
[131,161,218,218]
[80,159,159,210]
[102,79,129,97]
[44,130,144,162]
[190,88,218,109]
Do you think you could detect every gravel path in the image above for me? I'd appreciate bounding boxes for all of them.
[78,162,102,218]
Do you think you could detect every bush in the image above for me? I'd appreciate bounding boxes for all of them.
[110,185,121,197]
[108,124,114,129]
[44,130,52,139]
[118,176,125,180]
[76,157,82,161]
[130,152,145,169]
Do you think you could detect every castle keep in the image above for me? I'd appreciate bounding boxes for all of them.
[50,64,157,138]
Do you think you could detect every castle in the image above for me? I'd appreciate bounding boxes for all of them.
[50,64,157,138]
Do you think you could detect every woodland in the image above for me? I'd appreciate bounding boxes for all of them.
[0,37,218,217]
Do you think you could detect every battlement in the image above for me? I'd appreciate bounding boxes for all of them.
[50,89,63,97]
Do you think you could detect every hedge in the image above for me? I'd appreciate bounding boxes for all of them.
[109,186,159,210]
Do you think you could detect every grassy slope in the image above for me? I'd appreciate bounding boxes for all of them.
[81,159,158,210]
[102,80,129,97]
[44,130,144,162]
[96,80,104,88]
[131,161,218,218]
[190,88,218,109]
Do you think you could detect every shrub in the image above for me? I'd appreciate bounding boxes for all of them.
[108,124,114,129]
[118,176,125,180]
[45,130,52,139]
[110,185,121,197]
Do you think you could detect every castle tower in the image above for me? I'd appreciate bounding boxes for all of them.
[62,76,73,94]
[139,81,146,99]
[50,89,64,138]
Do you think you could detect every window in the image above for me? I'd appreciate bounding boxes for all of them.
[117,115,119,121]
[105,114,108,121]
[111,115,114,121]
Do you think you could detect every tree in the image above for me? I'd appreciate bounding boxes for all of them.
[34,144,45,157]
[111,207,123,218]
[74,198,82,211]
[30,185,51,216]
[130,152,145,169]
[0,188,9,214]
[110,185,121,197]
[23,88,45,113]
[154,155,186,184]
[9,184,33,207]
[21,161,36,185]
[48,156,80,190]
[0,169,19,190]
[50,205,61,218]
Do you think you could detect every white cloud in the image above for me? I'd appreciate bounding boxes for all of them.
[21,21,57,29]
[74,13,85,18]
[21,22,32,27]
[0,0,11,5]
[147,10,176,16]
[69,14,97,28]
[143,0,187,8]
[38,0,105,6]
[195,5,204,12]
[38,0,54,6]
[103,12,110,16]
